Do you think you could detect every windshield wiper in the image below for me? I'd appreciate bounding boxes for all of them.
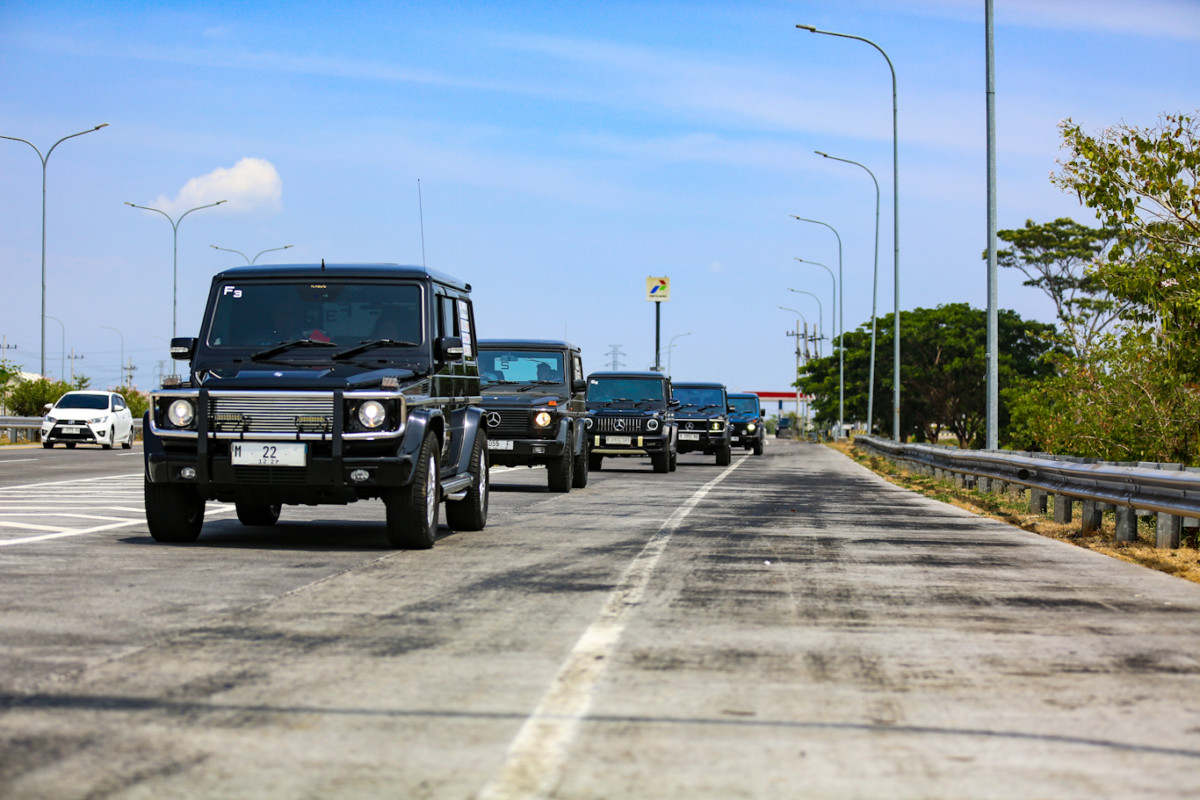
[518,381,562,392]
[252,339,340,360]
[333,339,420,360]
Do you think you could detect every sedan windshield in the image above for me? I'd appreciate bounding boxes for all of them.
[206,281,423,350]
[55,394,110,410]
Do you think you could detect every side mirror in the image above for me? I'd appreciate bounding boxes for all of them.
[435,336,464,361]
[669,398,681,408]
[728,405,736,413]
[43,402,53,413]
[572,378,586,393]
[170,337,197,361]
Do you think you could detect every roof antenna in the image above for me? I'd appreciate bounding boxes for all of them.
[418,179,427,269]
[321,258,326,271]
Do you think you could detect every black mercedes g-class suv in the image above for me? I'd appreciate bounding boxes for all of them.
[143,263,489,549]
[584,371,677,473]
[477,339,589,492]
[672,381,734,466]
[727,392,765,455]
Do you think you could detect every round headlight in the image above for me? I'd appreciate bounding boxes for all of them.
[746,422,757,433]
[358,400,387,429]
[646,418,660,431]
[167,399,195,428]
[534,411,553,429]
[584,416,594,429]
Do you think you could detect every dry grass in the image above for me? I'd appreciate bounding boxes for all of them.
[832,439,1200,586]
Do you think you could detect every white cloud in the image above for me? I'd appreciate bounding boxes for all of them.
[154,157,282,216]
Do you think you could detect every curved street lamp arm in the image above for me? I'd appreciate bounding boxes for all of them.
[252,244,293,264]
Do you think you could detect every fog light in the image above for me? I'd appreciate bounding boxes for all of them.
[350,469,370,483]
[180,467,196,480]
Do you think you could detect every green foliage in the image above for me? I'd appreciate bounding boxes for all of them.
[8,378,77,417]
[1053,112,1200,374]
[0,357,21,413]
[799,304,1058,447]
[113,386,149,419]
[1006,329,1200,462]
[990,217,1126,359]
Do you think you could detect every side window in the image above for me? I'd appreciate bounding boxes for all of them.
[437,295,459,339]
[457,298,475,359]
[115,395,127,410]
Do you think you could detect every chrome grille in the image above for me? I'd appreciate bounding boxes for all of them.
[209,395,335,434]
[485,410,532,437]
[591,415,644,434]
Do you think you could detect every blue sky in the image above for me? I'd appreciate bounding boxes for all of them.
[2,0,1198,400]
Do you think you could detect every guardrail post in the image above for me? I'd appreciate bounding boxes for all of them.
[1080,500,1102,535]
[1029,488,1047,514]
[1157,513,1182,549]
[1053,495,1073,524]
[1115,507,1138,542]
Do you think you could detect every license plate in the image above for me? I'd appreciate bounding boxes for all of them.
[62,426,81,434]
[231,442,307,467]
[606,435,632,446]
[679,432,701,441]
[488,439,514,451]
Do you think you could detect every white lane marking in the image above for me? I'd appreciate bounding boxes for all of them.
[0,504,236,547]
[476,459,746,800]
[0,473,142,491]
[0,459,38,464]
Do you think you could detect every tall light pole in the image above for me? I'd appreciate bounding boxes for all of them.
[100,325,124,387]
[787,288,823,356]
[791,217,844,437]
[798,24,901,441]
[666,331,692,376]
[1,123,109,378]
[210,244,294,264]
[811,151,882,434]
[985,0,999,450]
[126,199,227,338]
[794,257,842,436]
[45,315,66,381]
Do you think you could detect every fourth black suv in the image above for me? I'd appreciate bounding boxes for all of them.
[727,392,765,456]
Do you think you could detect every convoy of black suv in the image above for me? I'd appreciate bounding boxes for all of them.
[145,262,766,549]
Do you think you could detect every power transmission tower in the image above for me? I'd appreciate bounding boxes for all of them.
[606,345,626,370]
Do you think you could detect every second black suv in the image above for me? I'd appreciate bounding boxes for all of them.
[728,392,765,455]
[672,382,733,466]
[584,371,677,473]
[144,263,489,550]
[477,339,589,492]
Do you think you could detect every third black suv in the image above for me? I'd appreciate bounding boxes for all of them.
[727,392,765,455]
[584,371,677,473]
[672,382,733,466]
[478,339,589,492]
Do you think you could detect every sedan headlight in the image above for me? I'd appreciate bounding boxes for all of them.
[167,398,195,428]
[45,415,56,424]
[357,400,387,429]
[534,411,553,429]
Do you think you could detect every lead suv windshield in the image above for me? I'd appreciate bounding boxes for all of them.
[206,281,423,350]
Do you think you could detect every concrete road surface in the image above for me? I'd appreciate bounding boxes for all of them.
[2,439,1199,798]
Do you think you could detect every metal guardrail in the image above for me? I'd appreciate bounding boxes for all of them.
[855,434,1200,548]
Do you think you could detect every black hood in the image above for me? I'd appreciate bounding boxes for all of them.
[196,364,418,390]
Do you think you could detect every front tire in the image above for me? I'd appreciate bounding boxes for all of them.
[122,426,134,449]
[716,442,732,466]
[385,432,440,549]
[588,454,603,472]
[547,433,574,493]
[446,430,489,531]
[102,427,115,450]
[42,441,53,449]
[571,440,589,489]
[651,450,670,473]
[145,480,205,543]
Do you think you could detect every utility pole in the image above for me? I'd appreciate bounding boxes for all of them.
[123,357,139,387]
[67,349,84,383]
[606,345,626,371]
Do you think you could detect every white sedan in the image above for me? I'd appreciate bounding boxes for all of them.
[42,391,135,450]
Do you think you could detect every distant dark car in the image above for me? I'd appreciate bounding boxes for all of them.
[776,417,793,438]
[585,371,677,473]
[727,392,765,455]
[672,382,733,465]
[478,339,589,492]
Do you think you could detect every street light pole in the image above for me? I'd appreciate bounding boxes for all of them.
[211,243,294,264]
[810,152,882,434]
[666,331,692,377]
[798,24,901,441]
[1,123,109,378]
[126,200,227,338]
[791,217,844,437]
[45,315,66,381]
[100,326,124,388]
